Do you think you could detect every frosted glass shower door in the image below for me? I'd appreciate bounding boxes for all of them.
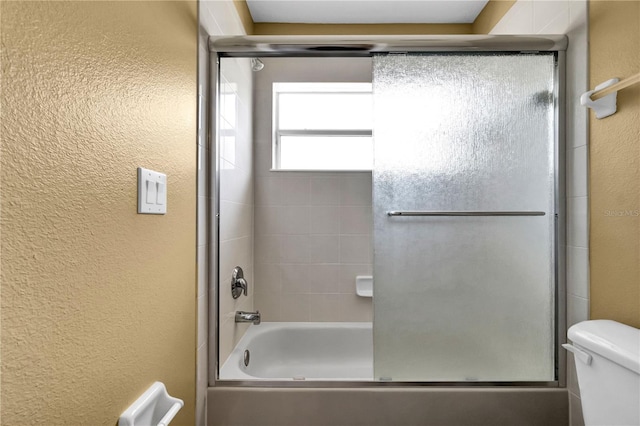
[372,53,557,382]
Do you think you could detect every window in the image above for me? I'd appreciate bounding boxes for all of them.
[273,82,373,171]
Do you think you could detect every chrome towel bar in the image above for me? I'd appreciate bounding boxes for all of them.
[387,211,546,217]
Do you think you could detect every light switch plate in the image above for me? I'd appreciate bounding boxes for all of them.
[138,167,167,215]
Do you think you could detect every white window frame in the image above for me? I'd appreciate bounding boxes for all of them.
[272,83,373,171]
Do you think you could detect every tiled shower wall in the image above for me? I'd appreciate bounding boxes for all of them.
[253,58,374,322]
[218,57,255,366]
[491,2,589,426]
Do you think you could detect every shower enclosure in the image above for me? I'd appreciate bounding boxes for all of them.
[208,36,566,387]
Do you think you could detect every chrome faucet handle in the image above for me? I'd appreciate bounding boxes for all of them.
[231,266,248,299]
[238,278,248,296]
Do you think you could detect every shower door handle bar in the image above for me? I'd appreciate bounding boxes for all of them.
[386,211,546,217]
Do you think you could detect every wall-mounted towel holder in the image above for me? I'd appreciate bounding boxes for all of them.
[119,382,183,426]
[581,72,640,119]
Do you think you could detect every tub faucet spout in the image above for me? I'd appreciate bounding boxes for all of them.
[235,310,261,325]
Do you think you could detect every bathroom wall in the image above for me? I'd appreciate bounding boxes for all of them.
[490,2,589,425]
[588,1,640,328]
[253,58,374,323]
[1,2,197,424]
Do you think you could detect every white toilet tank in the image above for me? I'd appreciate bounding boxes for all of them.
[566,320,640,426]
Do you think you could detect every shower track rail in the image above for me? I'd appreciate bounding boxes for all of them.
[387,210,546,217]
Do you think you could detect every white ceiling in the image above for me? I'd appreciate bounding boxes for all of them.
[246,0,490,24]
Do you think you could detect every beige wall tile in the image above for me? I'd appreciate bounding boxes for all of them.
[566,146,588,198]
[310,205,341,234]
[309,235,340,263]
[254,263,282,294]
[307,294,334,322]
[254,139,274,176]
[341,173,373,206]
[280,294,311,321]
[282,177,310,205]
[255,235,282,263]
[568,295,589,327]
[255,175,282,206]
[567,196,588,248]
[308,294,372,322]
[282,264,310,293]
[282,235,310,263]
[254,293,282,322]
[308,264,341,293]
[218,317,235,367]
[220,166,253,205]
[339,264,373,294]
[281,205,310,234]
[340,235,372,264]
[220,200,252,241]
[340,205,373,235]
[567,246,589,299]
[255,205,284,235]
[309,177,342,205]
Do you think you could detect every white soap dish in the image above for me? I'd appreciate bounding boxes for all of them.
[119,382,183,426]
[356,275,373,298]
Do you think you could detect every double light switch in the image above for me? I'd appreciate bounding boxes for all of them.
[138,167,167,214]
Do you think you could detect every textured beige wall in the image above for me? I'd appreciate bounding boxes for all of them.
[589,1,640,328]
[1,1,197,424]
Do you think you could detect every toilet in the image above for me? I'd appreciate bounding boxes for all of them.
[564,320,640,426]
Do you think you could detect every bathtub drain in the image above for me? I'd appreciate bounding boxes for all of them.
[243,350,250,367]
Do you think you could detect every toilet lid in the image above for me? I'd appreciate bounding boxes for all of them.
[568,320,640,374]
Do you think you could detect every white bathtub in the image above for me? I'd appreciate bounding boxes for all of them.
[219,322,373,381]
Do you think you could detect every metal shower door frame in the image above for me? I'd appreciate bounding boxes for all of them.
[207,35,567,388]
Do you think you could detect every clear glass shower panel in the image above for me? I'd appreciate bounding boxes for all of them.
[372,53,556,382]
